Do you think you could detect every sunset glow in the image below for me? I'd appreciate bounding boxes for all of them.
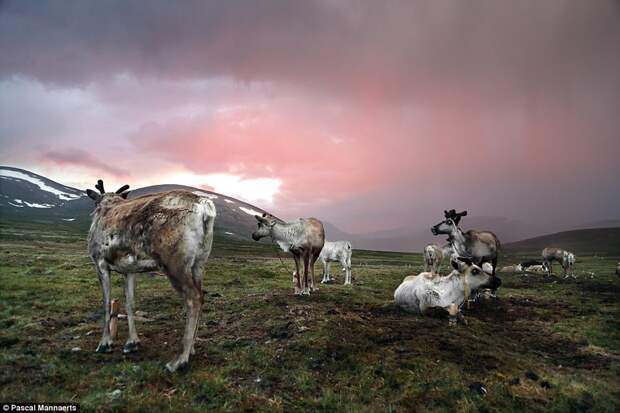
[1,1,619,234]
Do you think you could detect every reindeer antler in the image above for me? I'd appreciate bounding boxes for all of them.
[115,184,130,194]
[95,179,105,194]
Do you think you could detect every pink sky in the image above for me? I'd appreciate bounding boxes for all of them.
[1,1,619,233]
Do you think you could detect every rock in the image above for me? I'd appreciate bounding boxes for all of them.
[468,382,487,396]
[525,371,539,381]
[109,389,122,400]
[71,347,81,352]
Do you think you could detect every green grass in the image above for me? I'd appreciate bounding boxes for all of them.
[1,225,619,412]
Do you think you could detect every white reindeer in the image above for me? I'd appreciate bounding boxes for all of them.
[394,258,500,326]
[319,240,353,285]
[86,180,216,372]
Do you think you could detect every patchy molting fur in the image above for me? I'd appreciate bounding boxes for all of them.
[394,259,496,325]
[252,214,325,295]
[319,240,353,285]
[87,188,216,372]
[541,247,574,277]
[431,217,501,283]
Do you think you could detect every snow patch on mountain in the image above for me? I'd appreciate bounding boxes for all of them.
[0,169,83,200]
[239,206,262,216]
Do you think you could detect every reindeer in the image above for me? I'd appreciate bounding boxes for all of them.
[252,213,325,295]
[86,180,216,372]
[431,212,501,294]
[394,257,500,326]
[423,243,443,274]
[541,247,572,277]
[319,240,353,285]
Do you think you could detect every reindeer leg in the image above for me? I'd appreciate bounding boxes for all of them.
[166,284,202,373]
[309,248,320,291]
[123,273,140,353]
[95,264,113,353]
[302,253,311,295]
[321,259,329,284]
[447,304,459,327]
[293,255,302,295]
[343,257,352,285]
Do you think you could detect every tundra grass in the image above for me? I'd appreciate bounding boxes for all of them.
[0,229,619,412]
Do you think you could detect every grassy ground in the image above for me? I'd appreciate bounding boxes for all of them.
[1,225,619,412]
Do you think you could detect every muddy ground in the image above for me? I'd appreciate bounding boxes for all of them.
[1,236,619,412]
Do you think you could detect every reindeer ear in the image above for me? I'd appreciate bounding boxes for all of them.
[120,191,130,199]
[86,189,101,202]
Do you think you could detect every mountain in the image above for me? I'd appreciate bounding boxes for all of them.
[0,166,92,227]
[504,227,620,256]
[0,166,270,241]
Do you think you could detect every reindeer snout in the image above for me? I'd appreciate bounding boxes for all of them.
[251,233,260,241]
[431,226,438,235]
[489,276,502,290]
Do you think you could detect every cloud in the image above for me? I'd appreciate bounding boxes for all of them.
[0,1,619,233]
[42,149,130,177]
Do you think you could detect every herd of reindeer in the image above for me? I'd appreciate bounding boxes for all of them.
[83,180,612,372]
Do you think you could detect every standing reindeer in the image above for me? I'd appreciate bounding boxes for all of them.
[86,180,216,372]
[431,212,501,294]
[252,213,325,295]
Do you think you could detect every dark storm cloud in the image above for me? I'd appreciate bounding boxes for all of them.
[1,0,619,101]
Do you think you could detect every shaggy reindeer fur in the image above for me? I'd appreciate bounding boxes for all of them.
[86,181,216,372]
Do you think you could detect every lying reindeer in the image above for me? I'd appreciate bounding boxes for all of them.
[86,180,216,372]
[394,257,500,325]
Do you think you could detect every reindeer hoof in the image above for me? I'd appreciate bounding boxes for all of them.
[122,341,140,354]
[165,358,189,373]
[95,343,112,353]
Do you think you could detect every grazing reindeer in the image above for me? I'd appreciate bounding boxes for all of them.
[86,180,216,372]
[541,247,572,277]
[394,257,500,325]
[252,213,325,295]
[319,240,353,285]
[423,243,443,274]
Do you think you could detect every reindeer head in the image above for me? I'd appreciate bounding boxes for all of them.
[251,213,277,241]
[431,217,457,236]
[85,179,130,205]
[450,257,500,291]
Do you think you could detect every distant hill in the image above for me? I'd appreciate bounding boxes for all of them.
[0,167,272,241]
[504,227,620,256]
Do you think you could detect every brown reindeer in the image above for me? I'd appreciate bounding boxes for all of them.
[86,180,216,372]
[251,213,325,295]
[431,213,501,294]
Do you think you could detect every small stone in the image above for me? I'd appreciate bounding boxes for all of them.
[468,382,487,396]
[71,347,81,352]
[109,389,122,400]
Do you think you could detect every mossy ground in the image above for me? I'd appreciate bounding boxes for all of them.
[1,225,619,412]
